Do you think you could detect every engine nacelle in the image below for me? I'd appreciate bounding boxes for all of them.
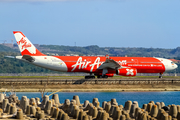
[116,68,137,76]
[105,73,114,77]
[95,73,114,77]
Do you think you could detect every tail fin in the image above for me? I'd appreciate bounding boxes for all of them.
[13,31,46,56]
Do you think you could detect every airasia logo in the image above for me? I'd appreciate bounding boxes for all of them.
[16,36,36,54]
[126,69,134,75]
[17,37,32,50]
[71,57,102,72]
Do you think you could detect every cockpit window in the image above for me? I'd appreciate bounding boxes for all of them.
[171,62,174,64]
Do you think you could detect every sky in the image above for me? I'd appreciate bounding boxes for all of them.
[0,0,180,48]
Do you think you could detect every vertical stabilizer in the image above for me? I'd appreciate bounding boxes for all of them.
[13,31,45,56]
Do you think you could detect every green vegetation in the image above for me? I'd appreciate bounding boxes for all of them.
[40,45,179,57]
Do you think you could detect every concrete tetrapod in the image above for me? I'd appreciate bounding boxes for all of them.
[22,99,29,113]
[111,98,117,106]
[50,107,56,117]
[96,110,103,120]
[100,111,108,120]
[161,113,168,120]
[156,109,165,120]
[142,104,147,110]
[78,109,84,120]
[129,103,137,118]
[169,104,178,118]
[10,104,16,114]
[52,94,60,105]
[114,109,121,120]
[52,107,60,119]
[2,99,8,112]
[177,105,180,113]
[146,103,153,113]
[0,93,4,103]
[104,102,111,113]
[42,95,49,109]
[150,105,158,118]
[94,101,100,108]
[133,101,139,108]
[38,110,45,120]
[112,105,119,118]
[83,115,89,120]
[92,98,98,106]
[109,105,115,116]
[120,115,126,120]
[83,100,89,108]
[26,105,31,115]
[16,109,23,119]
[45,100,52,114]
[73,108,80,119]
[57,109,64,120]
[61,113,69,120]
[73,95,80,106]
[20,96,27,110]
[160,102,165,108]
[30,105,36,116]
[102,101,107,109]
[134,107,141,120]
[124,100,132,113]
[156,102,162,110]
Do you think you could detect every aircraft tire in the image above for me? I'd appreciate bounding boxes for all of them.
[159,73,163,78]
[97,75,102,78]
[102,75,108,78]
[85,76,95,79]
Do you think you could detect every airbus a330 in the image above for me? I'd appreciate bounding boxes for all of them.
[11,31,178,79]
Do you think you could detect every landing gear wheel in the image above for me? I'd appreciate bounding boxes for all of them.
[97,75,103,78]
[85,75,95,79]
[159,73,163,78]
[102,75,108,78]
[97,75,108,78]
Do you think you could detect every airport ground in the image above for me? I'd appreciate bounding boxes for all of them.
[0,76,180,92]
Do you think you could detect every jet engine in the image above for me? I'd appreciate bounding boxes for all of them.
[116,68,137,76]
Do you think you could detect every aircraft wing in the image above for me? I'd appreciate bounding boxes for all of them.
[98,58,121,70]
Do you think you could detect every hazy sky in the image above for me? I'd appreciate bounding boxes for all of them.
[0,0,180,48]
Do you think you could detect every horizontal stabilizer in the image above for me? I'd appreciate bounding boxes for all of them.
[4,56,16,59]
[22,55,35,62]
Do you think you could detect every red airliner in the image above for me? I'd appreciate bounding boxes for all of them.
[13,31,177,79]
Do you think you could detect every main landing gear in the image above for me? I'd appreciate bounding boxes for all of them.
[85,73,95,79]
[97,75,108,78]
[85,75,95,79]
[84,74,109,79]
[159,73,163,78]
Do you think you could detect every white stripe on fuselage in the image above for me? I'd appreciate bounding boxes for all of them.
[16,56,67,72]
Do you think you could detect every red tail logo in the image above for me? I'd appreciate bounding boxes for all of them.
[17,37,32,50]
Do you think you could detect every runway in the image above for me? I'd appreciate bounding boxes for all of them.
[0,78,180,92]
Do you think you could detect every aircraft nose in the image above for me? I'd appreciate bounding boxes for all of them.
[174,63,178,69]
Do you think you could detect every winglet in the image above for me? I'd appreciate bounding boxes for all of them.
[13,31,46,56]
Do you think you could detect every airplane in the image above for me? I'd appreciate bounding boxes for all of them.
[11,31,178,79]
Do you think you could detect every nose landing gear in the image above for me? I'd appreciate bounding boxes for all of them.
[159,73,163,78]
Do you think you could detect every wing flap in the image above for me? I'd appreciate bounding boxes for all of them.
[98,58,121,70]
